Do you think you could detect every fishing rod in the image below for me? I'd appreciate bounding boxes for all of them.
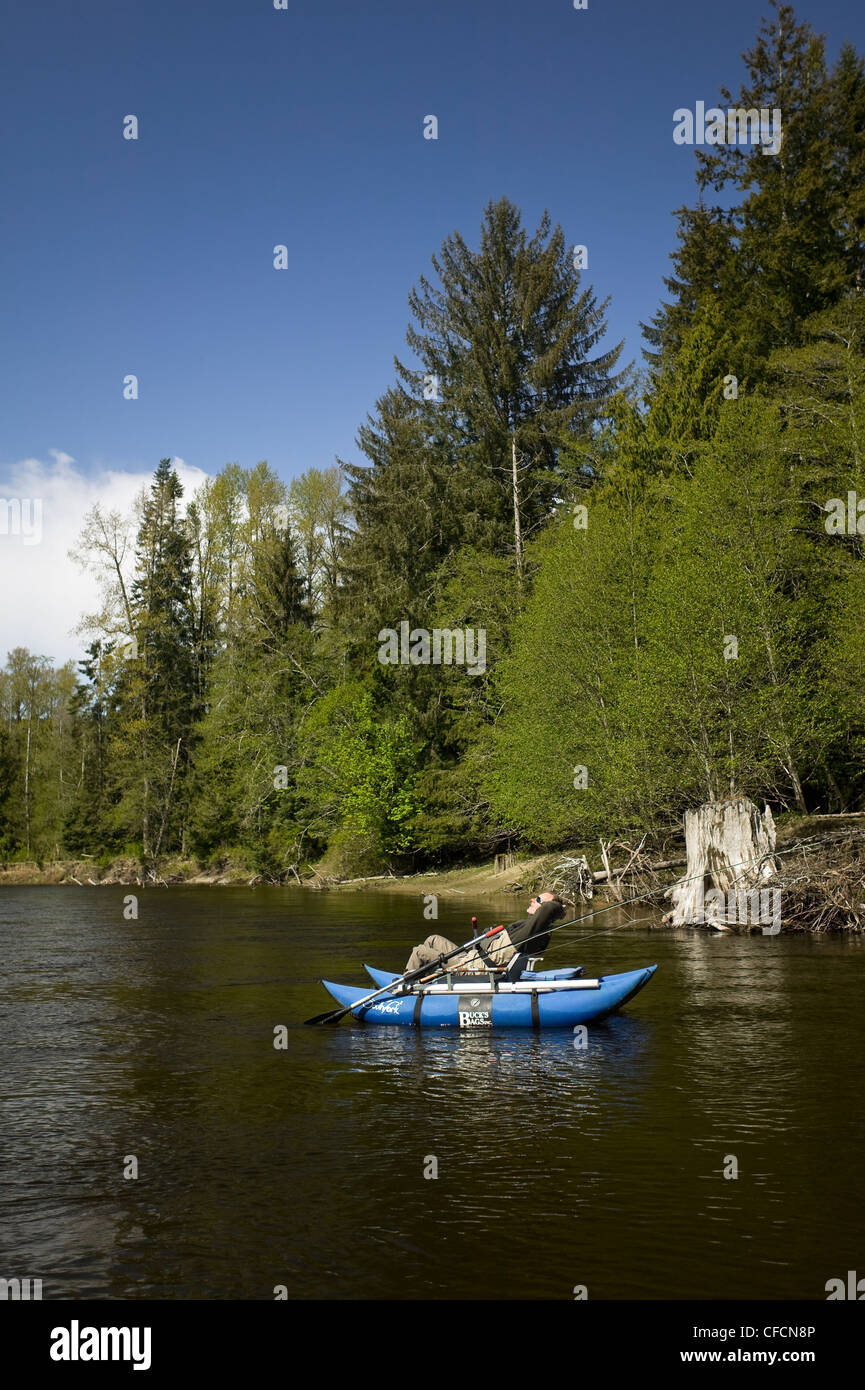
[408,828,862,987]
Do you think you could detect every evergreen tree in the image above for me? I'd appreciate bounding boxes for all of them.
[399,195,621,570]
[830,42,865,294]
[338,386,473,647]
[64,643,112,854]
[641,203,736,371]
[189,464,319,871]
[646,4,858,392]
[247,518,311,651]
[111,459,198,857]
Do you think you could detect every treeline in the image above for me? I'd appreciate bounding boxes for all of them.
[1,3,863,877]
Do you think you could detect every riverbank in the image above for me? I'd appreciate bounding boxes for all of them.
[0,852,553,896]
[1,813,862,930]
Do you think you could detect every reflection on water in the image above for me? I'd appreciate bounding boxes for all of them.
[0,886,862,1299]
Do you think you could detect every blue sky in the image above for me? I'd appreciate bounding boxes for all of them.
[1,0,863,660]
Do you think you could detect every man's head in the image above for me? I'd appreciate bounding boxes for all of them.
[527,890,558,916]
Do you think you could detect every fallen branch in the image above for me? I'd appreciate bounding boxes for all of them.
[593,855,686,881]
[771,838,864,932]
[599,839,622,900]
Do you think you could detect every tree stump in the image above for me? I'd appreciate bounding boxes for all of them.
[664,799,778,929]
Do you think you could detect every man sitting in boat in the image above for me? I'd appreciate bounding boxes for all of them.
[404,892,567,974]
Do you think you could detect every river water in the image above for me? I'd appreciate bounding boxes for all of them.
[0,885,862,1300]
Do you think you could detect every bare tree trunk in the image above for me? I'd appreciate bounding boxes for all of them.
[512,434,523,582]
[153,738,182,860]
[142,779,150,859]
[664,798,778,928]
[24,723,31,854]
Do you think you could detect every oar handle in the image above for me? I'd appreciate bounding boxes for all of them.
[347,925,509,1009]
[304,920,514,1024]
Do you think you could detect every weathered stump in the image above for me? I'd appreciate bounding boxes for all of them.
[664,799,777,929]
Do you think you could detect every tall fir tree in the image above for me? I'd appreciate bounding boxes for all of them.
[398,196,622,572]
[111,460,198,857]
[645,4,861,399]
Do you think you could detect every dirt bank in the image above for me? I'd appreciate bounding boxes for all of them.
[0,854,551,895]
[0,850,553,895]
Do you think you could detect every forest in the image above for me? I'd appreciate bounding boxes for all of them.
[1,4,863,881]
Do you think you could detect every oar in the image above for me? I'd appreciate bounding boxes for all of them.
[303,923,510,1025]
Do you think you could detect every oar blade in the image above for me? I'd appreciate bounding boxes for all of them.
[303,1006,347,1026]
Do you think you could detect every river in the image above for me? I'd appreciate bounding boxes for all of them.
[1,886,862,1300]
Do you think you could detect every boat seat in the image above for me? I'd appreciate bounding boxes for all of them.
[504,953,531,981]
[442,970,504,984]
[522,966,584,980]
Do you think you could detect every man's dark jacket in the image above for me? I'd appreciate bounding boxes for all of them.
[505,898,566,955]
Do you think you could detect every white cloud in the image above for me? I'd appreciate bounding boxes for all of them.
[0,453,210,667]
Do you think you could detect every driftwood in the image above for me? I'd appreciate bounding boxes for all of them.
[593,856,686,881]
[664,799,778,929]
[550,856,595,900]
[307,870,402,889]
[598,839,622,899]
[770,834,864,932]
[552,841,686,902]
